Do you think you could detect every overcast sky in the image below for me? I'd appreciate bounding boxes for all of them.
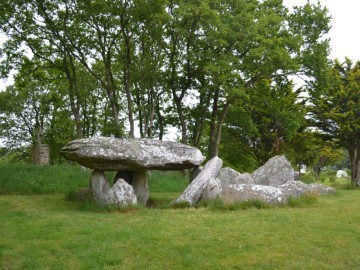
[283,0,360,61]
[1,0,359,91]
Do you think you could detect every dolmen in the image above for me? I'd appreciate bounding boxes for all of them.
[61,137,335,207]
[173,155,336,206]
[61,137,205,205]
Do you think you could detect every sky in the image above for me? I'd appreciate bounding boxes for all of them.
[1,0,360,91]
[283,0,360,62]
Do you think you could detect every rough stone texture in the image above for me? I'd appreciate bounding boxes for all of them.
[61,137,205,171]
[172,156,223,205]
[252,156,294,186]
[90,170,110,199]
[280,181,312,198]
[32,144,50,165]
[201,178,222,201]
[220,184,288,205]
[308,183,336,195]
[218,167,253,188]
[102,178,137,206]
[114,171,149,205]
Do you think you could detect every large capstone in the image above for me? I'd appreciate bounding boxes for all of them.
[61,137,205,171]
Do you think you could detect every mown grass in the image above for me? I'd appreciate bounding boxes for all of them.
[1,165,360,269]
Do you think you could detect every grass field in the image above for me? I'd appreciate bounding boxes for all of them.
[0,165,360,269]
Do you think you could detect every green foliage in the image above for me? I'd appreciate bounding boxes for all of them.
[0,0,332,164]
[309,58,360,184]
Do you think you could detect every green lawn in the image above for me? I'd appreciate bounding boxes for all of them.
[0,165,360,269]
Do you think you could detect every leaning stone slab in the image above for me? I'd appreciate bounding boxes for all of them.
[61,137,205,171]
[172,156,223,205]
[220,184,288,205]
[252,156,294,186]
[218,167,253,188]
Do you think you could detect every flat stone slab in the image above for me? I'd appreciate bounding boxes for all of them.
[61,137,205,171]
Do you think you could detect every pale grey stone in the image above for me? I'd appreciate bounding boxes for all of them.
[201,178,222,201]
[113,171,149,205]
[172,156,223,205]
[90,170,110,199]
[280,181,312,198]
[218,167,253,188]
[220,184,288,205]
[61,137,205,171]
[252,156,294,186]
[308,183,336,195]
[102,178,137,206]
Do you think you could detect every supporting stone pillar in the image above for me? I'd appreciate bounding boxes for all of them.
[114,170,149,205]
[90,170,110,201]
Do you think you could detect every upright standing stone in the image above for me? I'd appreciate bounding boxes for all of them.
[114,171,149,205]
[217,167,253,188]
[252,156,294,186]
[90,170,110,201]
[102,179,137,206]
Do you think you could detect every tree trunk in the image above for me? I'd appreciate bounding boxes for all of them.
[209,88,219,158]
[155,94,164,141]
[63,52,83,138]
[313,155,326,180]
[349,147,360,186]
[124,33,135,138]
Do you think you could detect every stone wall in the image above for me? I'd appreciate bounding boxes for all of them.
[32,144,50,165]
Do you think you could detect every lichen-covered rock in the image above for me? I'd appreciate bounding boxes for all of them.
[252,156,294,186]
[90,170,110,199]
[172,156,223,205]
[218,167,253,188]
[102,178,137,206]
[201,178,222,201]
[114,171,149,205]
[220,184,288,204]
[308,183,336,195]
[280,181,312,198]
[61,137,205,171]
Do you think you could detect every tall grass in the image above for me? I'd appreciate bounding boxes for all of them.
[148,171,188,193]
[0,164,90,194]
[0,164,189,195]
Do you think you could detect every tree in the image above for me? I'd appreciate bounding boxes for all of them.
[0,59,61,148]
[309,58,360,185]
